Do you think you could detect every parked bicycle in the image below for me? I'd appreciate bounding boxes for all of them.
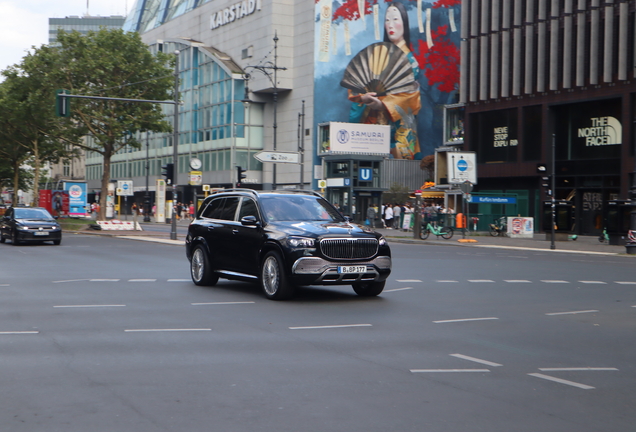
[420,222,454,240]
[489,217,507,237]
[598,227,609,243]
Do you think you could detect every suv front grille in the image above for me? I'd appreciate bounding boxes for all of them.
[319,238,378,260]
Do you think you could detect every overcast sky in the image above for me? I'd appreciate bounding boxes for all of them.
[0,0,131,73]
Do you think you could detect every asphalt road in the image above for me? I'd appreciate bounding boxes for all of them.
[1,234,634,431]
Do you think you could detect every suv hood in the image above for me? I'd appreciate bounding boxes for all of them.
[269,221,378,237]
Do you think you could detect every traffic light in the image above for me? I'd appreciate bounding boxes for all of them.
[541,175,552,197]
[55,89,70,117]
[236,166,247,188]
[162,163,174,185]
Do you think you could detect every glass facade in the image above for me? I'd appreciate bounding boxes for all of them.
[85,40,263,185]
[49,16,126,45]
[124,0,202,33]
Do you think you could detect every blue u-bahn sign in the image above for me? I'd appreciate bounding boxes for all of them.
[469,196,517,204]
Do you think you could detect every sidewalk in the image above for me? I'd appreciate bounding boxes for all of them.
[374,227,631,256]
[78,219,632,256]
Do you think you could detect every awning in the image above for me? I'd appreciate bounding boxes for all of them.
[419,191,445,198]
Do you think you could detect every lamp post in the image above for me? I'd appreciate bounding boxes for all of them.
[170,50,180,241]
[143,131,151,222]
[244,32,286,190]
[627,124,636,253]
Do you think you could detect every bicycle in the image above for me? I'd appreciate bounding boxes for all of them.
[420,222,454,240]
[489,217,507,237]
[598,227,609,243]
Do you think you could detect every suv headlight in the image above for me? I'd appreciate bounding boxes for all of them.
[379,237,387,246]
[288,237,315,248]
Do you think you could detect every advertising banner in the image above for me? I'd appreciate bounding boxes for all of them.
[314,1,461,159]
[508,217,534,238]
[328,122,390,154]
[65,182,87,217]
[155,179,166,223]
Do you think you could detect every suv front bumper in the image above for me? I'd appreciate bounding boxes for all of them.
[291,256,391,284]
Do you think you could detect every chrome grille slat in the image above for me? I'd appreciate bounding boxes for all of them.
[319,238,378,260]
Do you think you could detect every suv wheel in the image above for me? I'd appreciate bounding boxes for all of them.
[261,251,294,300]
[190,245,219,286]
[352,280,385,297]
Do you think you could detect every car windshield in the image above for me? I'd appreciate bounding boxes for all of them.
[14,208,54,220]
[260,195,344,222]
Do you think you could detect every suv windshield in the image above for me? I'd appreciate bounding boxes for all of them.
[14,208,54,219]
[260,195,344,222]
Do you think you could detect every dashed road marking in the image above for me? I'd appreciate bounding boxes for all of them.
[538,367,618,372]
[168,279,191,282]
[578,281,606,284]
[615,281,636,285]
[436,280,459,283]
[191,301,255,305]
[396,279,422,283]
[384,287,413,292]
[541,280,570,284]
[0,331,39,335]
[411,369,490,373]
[125,328,211,332]
[468,280,495,283]
[504,280,532,283]
[528,373,595,390]
[90,279,120,282]
[450,354,502,367]
[129,279,157,282]
[546,310,599,316]
[289,324,372,330]
[433,317,499,324]
[54,305,126,308]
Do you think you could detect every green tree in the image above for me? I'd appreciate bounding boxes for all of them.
[384,183,411,205]
[49,28,174,220]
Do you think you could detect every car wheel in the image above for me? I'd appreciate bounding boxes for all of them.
[441,227,454,239]
[261,251,294,300]
[53,239,61,245]
[352,280,385,297]
[190,245,219,286]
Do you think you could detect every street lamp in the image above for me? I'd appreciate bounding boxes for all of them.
[243,32,286,190]
[143,131,151,222]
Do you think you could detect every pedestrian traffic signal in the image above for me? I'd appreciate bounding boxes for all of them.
[541,175,552,196]
[162,163,174,185]
[55,89,71,117]
[236,166,247,188]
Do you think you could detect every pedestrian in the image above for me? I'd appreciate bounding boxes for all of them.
[393,203,401,230]
[385,203,394,229]
[366,205,376,227]
[189,201,195,220]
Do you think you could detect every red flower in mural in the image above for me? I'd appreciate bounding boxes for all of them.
[433,0,461,8]
[412,26,460,93]
[333,0,376,21]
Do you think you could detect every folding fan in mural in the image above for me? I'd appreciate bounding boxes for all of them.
[340,42,418,97]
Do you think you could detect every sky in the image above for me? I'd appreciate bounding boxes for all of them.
[0,0,131,73]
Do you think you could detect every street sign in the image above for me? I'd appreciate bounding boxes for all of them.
[189,171,202,185]
[254,151,300,164]
[117,180,133,196]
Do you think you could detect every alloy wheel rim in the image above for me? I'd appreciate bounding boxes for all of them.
[192,249,204,282]
[263,256,279,296]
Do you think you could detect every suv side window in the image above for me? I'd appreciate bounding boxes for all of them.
[219,197,240,221]
[238,197,259,220]
[201,198,225,219]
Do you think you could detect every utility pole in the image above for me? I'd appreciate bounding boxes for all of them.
[170,51,180,240]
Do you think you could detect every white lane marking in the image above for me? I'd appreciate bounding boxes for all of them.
[54,305,126,308]
[450,354,503,367]
[384,287,413,292]
[541,280,569,284]
[528,373,595,390]
[0,331,39,335]
[289,324,372,330]
[504,280,532,283]
[397,279,422,283]
[411,369,490,373]
[0,284,9,287]
[545,310,599,316]
[168,279,191,282]
[52,279,90,283]
[90,279,120,282]
[538,367,618,372]
[125,328,211,332]
[578,281,606,284]
[433,317,499,324]
[436,280,459,283]
[615,281,636,285]
[468,280,495,283]
[129,279,157,282]
[191,301,255,305]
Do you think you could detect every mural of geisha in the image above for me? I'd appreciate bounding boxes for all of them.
[314,0,461,160]
[342,2,421,159]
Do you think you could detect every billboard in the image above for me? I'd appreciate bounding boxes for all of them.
[328,122,390,154]
[314,0,461,160]
[65,182,87,217]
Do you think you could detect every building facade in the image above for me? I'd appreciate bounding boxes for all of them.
[459,0,636,236]
[85,1,461,219]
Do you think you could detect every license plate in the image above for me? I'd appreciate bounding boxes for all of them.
[34,231,49,236]
[338,265,367,274]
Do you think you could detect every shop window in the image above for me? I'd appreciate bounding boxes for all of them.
[474,109,518,164]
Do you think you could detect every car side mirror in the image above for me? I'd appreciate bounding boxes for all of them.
[240,215,260,226]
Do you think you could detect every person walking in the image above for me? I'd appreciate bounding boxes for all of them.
[384,204,394,229]
[393,203,402,231]
[366,205,376,227]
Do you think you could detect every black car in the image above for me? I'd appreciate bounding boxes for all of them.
[185,190,391,300]
[0,207,62,245]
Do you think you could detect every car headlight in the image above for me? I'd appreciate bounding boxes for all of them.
[17,225,29,231]
[288,237,315,248]
[379,237,387,246]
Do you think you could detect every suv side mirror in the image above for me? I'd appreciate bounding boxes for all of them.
[240,215,260,226]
